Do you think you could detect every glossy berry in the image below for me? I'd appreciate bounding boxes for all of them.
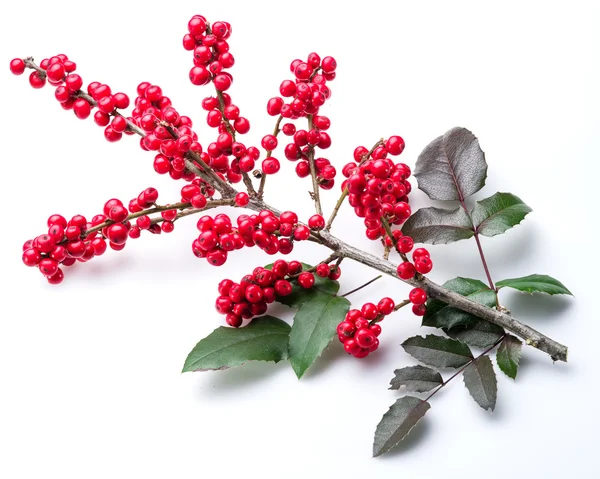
[397,262,416,280]
[415,256,433,274]
[409,288,427,305]
[412,304,427,316]
[308,214,325,230]
[298,272,315,288]
[377,297,395,315]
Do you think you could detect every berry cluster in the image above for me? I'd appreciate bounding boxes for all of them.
[192,210,317,267]
[336,298,396,358]
[342,136,412,240]
[21,188,169,284]
[395,247,434,279]
[182,16,276,180]
[215,260,326,327]
[266,53,337,187]
[408,287,428,316]
[9,55,133,141]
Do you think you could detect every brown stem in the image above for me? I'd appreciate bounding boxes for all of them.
[23,58,236,198]
[80,198,235,238]
[306,115,323,216]
[248,197,568,362]
[257,114,283,198]
[214,89,256,197]
[341,275,382,297]
[426,334,506,402]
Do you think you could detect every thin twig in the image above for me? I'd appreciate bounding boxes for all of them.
[341,275,383,297]
[257,115,283,198]
[306,115,323,216]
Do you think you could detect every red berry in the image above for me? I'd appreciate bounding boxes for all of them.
[107,223,128,245]
[361,303,378,320]
[344,339,361,355]
[377,297,395,315]
[298,272,315,288]
[316,263,330,278]
[396,262,416,280]
[47,268,65,285]
[293,225,310,241]
[245,284,264,303]
[22,248,42,267]
[328,266,341,280]
[274,279,292,296]
[355,329,376,349]
[262,157,280,174]
[369,324,382,337]
[385,136,405,156]
[412,304,427,316]
[409,288,427,305]
[9,58,25,75]
[397,236,414,254]
[337,321,355,340]
[415,256,433,274]
[226,313,243,328]
[412,248,430,260]
[308,214,325,231]
[73,99,91,119]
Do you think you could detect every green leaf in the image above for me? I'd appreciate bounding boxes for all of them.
[265,262,340,308]
[389,365,443,393]
[462,355,497,411]
[401,206,474,244]
[373,396,431,457]
[447,320,505,349]
[496,274,572,295]
[402,334,473,368]
[423,277,496,329]
[414,127,488,201]
[182,316,291,372]
[288,293,350,378]
[471,192,532,237]
[496,335,522,379]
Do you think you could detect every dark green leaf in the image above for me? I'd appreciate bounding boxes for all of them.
[496,274,572,295]
[471,192,532,237]
[402,334,473,368]
[463,355,497,411]
[373,396,431,457]
[423,277,496,329]
[389,365,443,393]
[401,206,474,244]
[414,127,488,201]
[447,320,505,348]
[288,293,350,378]
[265,262,340,308]
[182,316,291,372]
[496,335,522,379]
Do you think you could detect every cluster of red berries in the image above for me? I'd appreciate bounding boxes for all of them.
[192,210,324,267]
[182,16,279,178]
[337,298,396,358]
[395,247,434,279]
[341,136,412,240]
[266,53,337,187]
[9,55,133,142]
[408,287,428,316]
[215,260,326,327]
[21,188,170,284]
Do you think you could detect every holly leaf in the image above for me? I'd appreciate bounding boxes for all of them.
[402,334,473,368]
[471,192,532,237]
[389,365,443,393]
[414,127,488,201]
[447,320,505,349]
[423,277,496,329]
[373,396,431,457]
[182,316,291,372]
[288,293,350,378]
[496,274,572,295]
[401,206,474,244]
[265,262,340,308]
[496,335,522,379]
[463,355,497,411]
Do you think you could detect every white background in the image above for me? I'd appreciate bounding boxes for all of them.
[1,1,598,477]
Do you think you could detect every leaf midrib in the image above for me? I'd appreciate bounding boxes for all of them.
[293,295,339,358]
[475,203,531,232]
[188,330,288,365]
